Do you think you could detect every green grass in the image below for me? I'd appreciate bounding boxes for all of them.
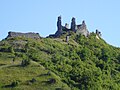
[0,33,120,90]
[0,55,70,90]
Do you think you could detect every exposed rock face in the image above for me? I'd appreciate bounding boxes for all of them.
[6,31,41,39]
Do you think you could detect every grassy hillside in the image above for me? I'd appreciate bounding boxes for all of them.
[0,33,120,90]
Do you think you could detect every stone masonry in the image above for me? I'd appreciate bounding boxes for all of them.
[71,17,76,32]
[6,31,40,39]
[49,16,90,37]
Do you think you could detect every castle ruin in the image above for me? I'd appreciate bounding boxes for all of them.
[96,29,101,37]
[6,31,41,39]
[49,16,90,37]
[5,16,101,40]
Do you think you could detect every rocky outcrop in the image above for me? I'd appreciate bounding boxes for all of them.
[6,31,41,39]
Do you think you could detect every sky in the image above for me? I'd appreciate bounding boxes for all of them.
[0,0,120,47]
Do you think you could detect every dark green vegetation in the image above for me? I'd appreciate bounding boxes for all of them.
[0,32,120,90]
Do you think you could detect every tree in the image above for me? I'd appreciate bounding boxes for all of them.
[21,59,30,67]
[8,46,14,53]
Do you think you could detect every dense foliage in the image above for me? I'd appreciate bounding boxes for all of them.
[0,33,120,90]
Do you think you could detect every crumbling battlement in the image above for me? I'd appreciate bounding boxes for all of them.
[49,16,102,38]
[49,16,90,38]
[6,16,101,40]
[6,31,40,39]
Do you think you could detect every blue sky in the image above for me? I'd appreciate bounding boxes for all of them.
[0,0,120,47]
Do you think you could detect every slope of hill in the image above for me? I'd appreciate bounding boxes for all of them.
[0,32,120,90]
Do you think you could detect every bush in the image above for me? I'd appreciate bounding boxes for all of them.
[11,81,19,87]
[21,59,30,67]
[8,46,15,53]
[29,78,36,83]
[48,78,56,84]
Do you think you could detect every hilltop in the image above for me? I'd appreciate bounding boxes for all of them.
[0,17,120,90]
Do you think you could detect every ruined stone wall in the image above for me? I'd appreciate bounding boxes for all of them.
[76,27,89,37]
[76,21,89,37]
[49,16,90,38]
[7,32,40,39]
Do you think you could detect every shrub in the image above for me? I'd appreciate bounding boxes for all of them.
[8,46,15,53]
[29,78,36,83]
[10,81,19,87]
[48,78,56,84]
[21,59,30,67]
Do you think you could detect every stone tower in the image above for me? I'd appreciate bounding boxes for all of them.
[49,16,90,38]
[57,16,62,32]
[71,17,76,32]
[82,20,86,29]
